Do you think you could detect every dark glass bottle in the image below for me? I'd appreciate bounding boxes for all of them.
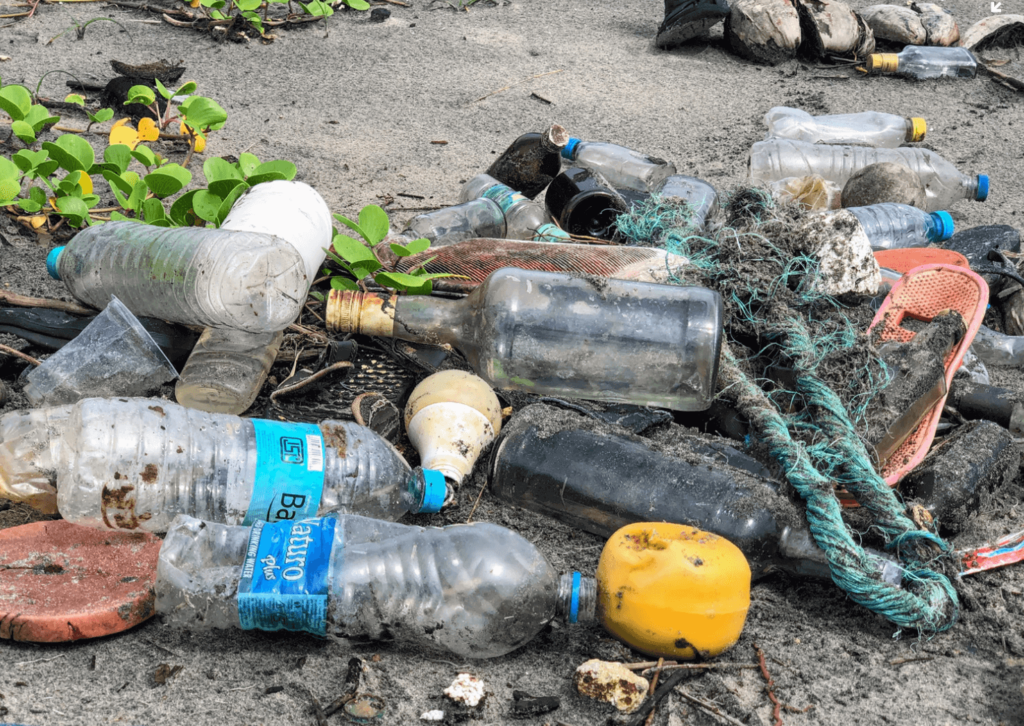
[486,124,570,198]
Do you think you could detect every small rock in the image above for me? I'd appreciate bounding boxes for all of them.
[370,7,390,22]
[420,710,445,721]
[573,659,649,714]
[444,673,485,708]
[841,162,927,209]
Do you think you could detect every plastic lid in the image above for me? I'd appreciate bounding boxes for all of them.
[416,468,447,514]
[569,571,582,624]
[976,174,989,202]
[867,53,899,73]
[562,137,580,160]
[910,117,927,142]
[46,246,65,280]
[929,211,955,241]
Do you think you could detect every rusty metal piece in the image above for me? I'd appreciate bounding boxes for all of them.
[326,291,396,336]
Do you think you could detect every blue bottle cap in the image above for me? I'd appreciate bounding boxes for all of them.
[929,211,955,241]
[569,571,582,624]
[976,174,989,202]
[561,137,580,160]
[416,468,447,514]
[46,246,65,280]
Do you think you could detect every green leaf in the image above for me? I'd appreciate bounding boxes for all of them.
[126,179,148,212]
[406,237,430,255]
[333,233,379,265]
[330,277,359,291]
[64,93,86,107]
[104,144,133,174]
[88,108,114,124]
[243,11,264,34]
[237,153,260,178]
[131,145,157,169]
[358,204,389,245]
[0,157,21,181]
[251,159,296,181]
[208,178,247,199]
[87,162,119,177]
[0,178,20,205]
[142,197,166,223]
[203,157,244,185]
[29,186,47,206]
[169,189,200,226]
[180,97,227,131]
[144,163,192,198]
[344,0,370,9]
[333,213,367,243]
[17,197,42,213]
[215,182,248,226]
[174,81,197,97]
[0,84,32,121]
[57,177,81,195]
[192,190,223,222]
[10,120,34,145]
[81,193,100,208]
[154,78,174,101]
[124,85,156,106]
[209,8,226,18]
[103,170,132,195]
[373,271,434,291]
[110,211,134,222]
[35,160,60,179]
[12,149,49,175]
[41,134,95,173]
[236,0,261,10]
[389,243,415,258]
[54,195,89,227]
[244,171,288,186]
[350,259,382,278]
[300,0,333,15]
[24,105,60,132]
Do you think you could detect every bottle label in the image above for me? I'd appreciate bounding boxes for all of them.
[237,517,337,636]
[244,420,326,526]
[482,184,528,214]
[534,223,570,242]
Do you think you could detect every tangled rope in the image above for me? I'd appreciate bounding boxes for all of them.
[617,193,959,633]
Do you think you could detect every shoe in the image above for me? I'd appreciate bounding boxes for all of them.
[656,0,731,49]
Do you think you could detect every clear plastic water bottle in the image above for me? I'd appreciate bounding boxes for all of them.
[56,398,446,533]
[459,174,570,242]
[0,404,71,514]
[846,203,954,250]
[561,138,677,193]
[155,512,595,658]
[748,139,989,212]
[657,175,719,230]
[398,198,507,247]
[47,222,309,333]
[970,325,1024,367]
[867,46,978,79]
[763,107,927,147]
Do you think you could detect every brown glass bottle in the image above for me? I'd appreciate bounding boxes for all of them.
[486,124,570,198]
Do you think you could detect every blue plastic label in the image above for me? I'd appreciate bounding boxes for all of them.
[482,184,528,213]
[237,516,338,636]
[244,420,326,526]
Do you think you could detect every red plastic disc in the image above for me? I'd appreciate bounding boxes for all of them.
[0,519,161,642]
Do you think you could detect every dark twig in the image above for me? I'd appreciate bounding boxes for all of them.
[0,289,96,316]
[755,644,783,726]
[296,684,327,726]
[0,344,40,367]
[642,662,759,676]
[642,658,664,726]
[625,669,692,726]
[676,690,748,726]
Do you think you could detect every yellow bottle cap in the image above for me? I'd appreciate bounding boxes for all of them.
[909,117,927,142]
[867,53,900,73]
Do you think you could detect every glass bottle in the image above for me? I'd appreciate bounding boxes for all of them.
[867,46,978,79]
[562,138,677,193]
[459,174,570,242]
[485,123,569,198]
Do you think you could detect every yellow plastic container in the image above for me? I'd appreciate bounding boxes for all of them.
[596,522,751,660]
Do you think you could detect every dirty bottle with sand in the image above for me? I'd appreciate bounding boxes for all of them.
[763,107,928,147]
[394,198,507,248]
[867,46,978,79]
[486,123,570,198]
[0,404,72,514]
[156,512,595,658]
[459,174,571,242]
[561,138,677,193]
[844,203,954,250]
[325,267,724,411]
[55,398,447,533]
[658,175,720,230]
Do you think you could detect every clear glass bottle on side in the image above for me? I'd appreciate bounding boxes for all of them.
[845,203,954,250]
[459,174,570,242]
[763,107,927,147]
[658,175,720,230]
[867,46,978,79]
[485,123,569,198]
[326,267,723,411]
[562,138,677,193]
[397,197,507,248]
[748,139,989,212]
[155,512,595,658]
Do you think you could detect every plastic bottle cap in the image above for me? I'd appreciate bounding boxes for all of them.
[46,246,65,280]
[930,211,955,241]
[569,571,582,624]
[976,174,990,202]
[561,137,580,161]
[910,117,927,142]
[416,468,447,514]
[867,53,899,73]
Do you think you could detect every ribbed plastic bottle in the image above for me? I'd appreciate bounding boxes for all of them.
[763,107,927,147]
[459,174,570,242]
[325,268,724,411]
[561,138,677,193]
[845,203,954,250]
[397,197,507,248]
[155,512,595,658]
[174,181,332,414]
[0,404,72,514]
[867,46,978,79]
[56,398,447,533]
[486,124,569,198]
[47,223,308,333]
[658,175,719,230]
[748,139,988,212]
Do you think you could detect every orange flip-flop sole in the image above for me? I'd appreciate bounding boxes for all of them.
[873,248,970,275]
[0,519,161,642]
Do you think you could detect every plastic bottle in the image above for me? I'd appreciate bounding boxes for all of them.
[0,404,72,514]
[561,138,677,193]
[486,124,569,198]
[459,174,570,242]
[56,398,447,533]
[867,46,978,79]
[658,175,719,230]
[47,223,308,333]
[845,203,954,250]
[155,512,595,658]
[748,139,989,213]
[325,268,724,412]
[174,181,333,415]
[396,198,507,248]
[970,325,1024,367]
[763,107,927,147]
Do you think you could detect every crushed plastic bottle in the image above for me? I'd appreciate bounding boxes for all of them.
[561,138,677,193]
[326,268,724,411]
[0,404,72,514]
[867,45,978,79]
[459,174,570,242]
[845,203,954,250]
[397,198,507,247]
[56,398,446,532]
[156,512,595,658]
[486,124,570,198]
[748,139,989,213]
[763,107,927,147]
[46,222,309,333]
